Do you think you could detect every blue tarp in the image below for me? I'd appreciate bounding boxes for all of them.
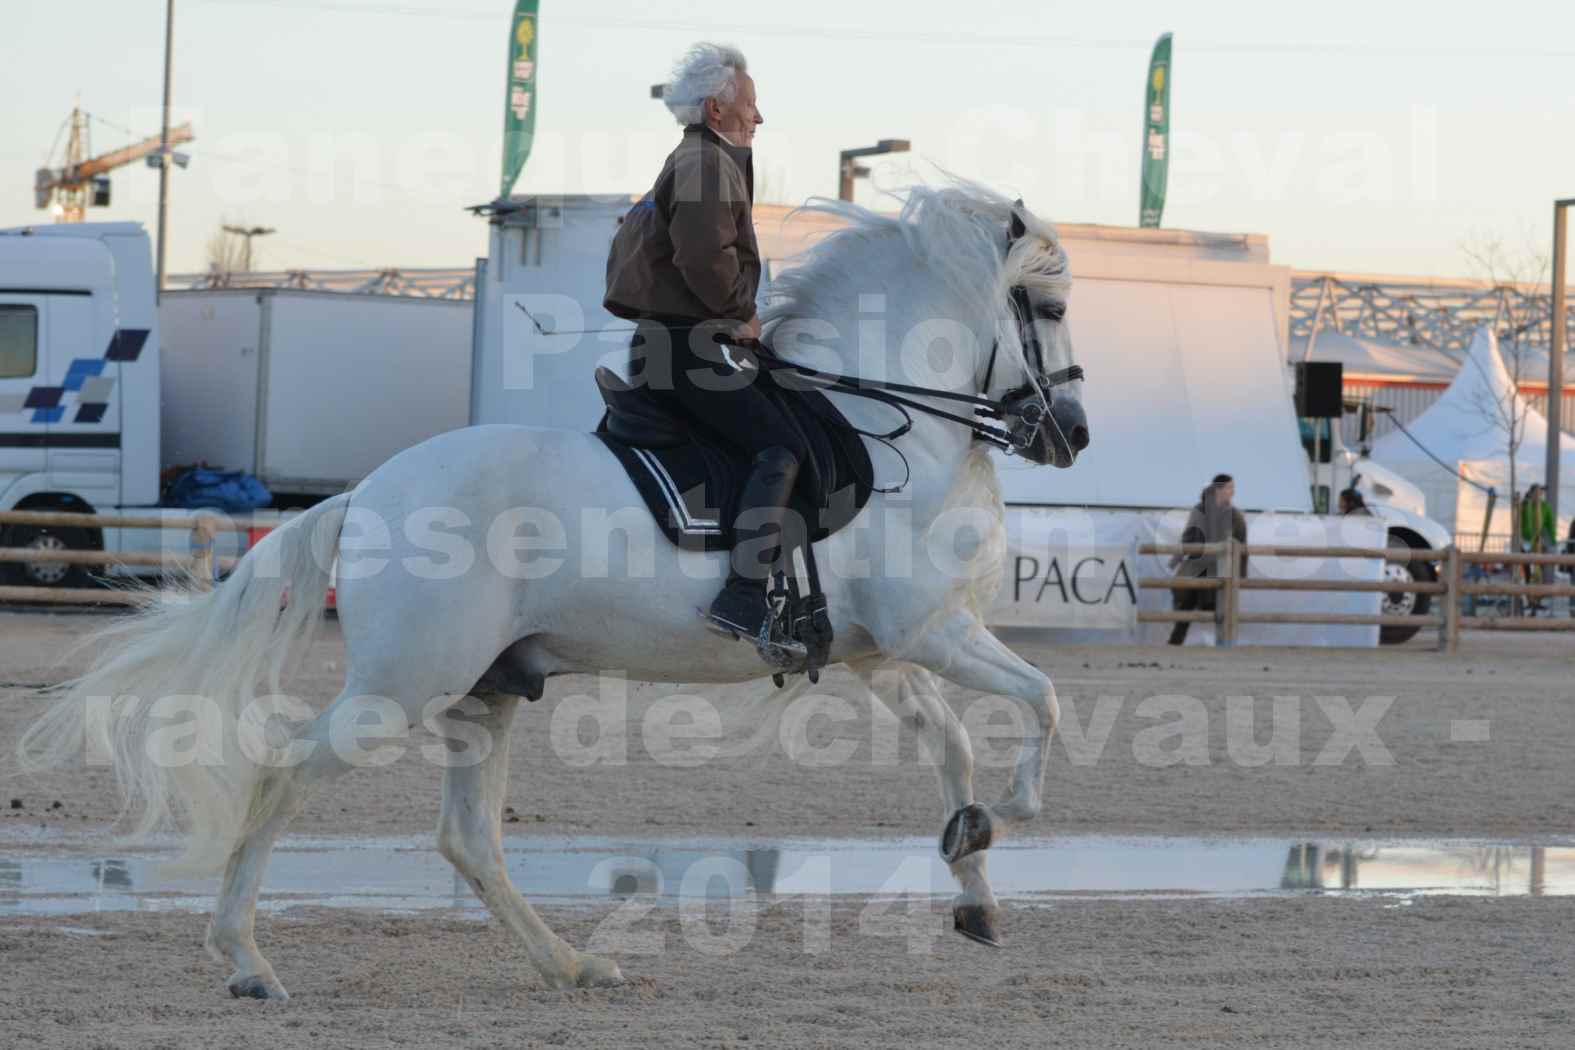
[163,468,272,512]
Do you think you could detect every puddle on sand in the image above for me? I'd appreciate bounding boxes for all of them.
[1,836,1572,918]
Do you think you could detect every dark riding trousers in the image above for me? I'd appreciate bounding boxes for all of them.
[626,319,809,466]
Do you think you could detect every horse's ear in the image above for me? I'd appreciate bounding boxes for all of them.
[1008,199,1028,245]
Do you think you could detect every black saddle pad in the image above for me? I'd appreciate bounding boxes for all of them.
[596,383,874,554]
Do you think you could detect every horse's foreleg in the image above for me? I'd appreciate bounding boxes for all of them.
[862,663,1001,946]
[435,693,624,990]
[900,611,1059,859]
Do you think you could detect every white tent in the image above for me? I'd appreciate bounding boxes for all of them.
[1369,327,1575,542]
[1292,329,1459,382]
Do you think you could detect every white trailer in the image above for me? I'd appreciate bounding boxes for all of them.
[472,197,1315,509]
[469,194,1458,644]
[161,289,473,501]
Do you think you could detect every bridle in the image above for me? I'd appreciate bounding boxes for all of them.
[751,334,1081,456]
[749,203,1083,457]
[984,284,1082,456]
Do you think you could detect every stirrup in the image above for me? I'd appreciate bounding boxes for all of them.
[703,608,806,668]
[755,633,807,669]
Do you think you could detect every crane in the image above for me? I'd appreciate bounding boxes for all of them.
[34,107,194,223]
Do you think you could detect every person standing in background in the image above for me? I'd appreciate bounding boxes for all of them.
[1168,474,1249,645]
[1339,487,1371,516]
[1519,484,1557,612]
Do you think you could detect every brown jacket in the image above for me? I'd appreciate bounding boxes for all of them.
[604,124,760,325]
[1173,487,1249,579]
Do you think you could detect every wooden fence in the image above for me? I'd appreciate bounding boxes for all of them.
[0,509,252,606]
[1139,540,1575,651]
[3,511,1573,652]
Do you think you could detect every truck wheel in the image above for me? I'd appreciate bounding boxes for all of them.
[0,524,97,590]
[1379,535,1435,645]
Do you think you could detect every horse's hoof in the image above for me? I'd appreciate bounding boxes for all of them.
[953,904,1004,948]
[227,972,289,1001]
[940,803,996,863]
[576,955,625,988]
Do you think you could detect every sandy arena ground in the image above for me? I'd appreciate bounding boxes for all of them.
[2,608,1573,1048]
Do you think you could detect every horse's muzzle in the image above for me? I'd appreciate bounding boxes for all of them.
[1045,398,1089,467]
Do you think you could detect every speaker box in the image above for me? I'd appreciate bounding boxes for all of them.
[1295,361,1344,418]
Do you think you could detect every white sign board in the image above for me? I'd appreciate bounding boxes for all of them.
[993,512,1140,629]
[987,507,1389,648]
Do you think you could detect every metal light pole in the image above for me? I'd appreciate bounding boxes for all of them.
[1546,198,1573,523]
[155,0,175,300]
[838,139,911,202]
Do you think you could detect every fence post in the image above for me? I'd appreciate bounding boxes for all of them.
[1216,538,1238,648]
[190,515,216,591]
[1443,545,1461,653]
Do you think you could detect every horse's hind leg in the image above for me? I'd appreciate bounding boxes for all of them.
[436,693,624,989]
[206,805,299,1000]
[204,689,375,1000]
[861,664,1001,946]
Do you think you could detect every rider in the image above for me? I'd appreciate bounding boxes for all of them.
[604,43,807,657]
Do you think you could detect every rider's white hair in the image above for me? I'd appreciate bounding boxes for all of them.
[663,42,748,126]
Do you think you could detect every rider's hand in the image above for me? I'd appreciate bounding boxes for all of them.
[735,315,762,342]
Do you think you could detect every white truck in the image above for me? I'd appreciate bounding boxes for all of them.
[0,222,471,588]
[1300,400,1452,641]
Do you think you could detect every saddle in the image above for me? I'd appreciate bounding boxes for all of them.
[594,358,875,681]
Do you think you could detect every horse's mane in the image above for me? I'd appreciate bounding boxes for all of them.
[762,181,1071,389]
[763,183,1067,627]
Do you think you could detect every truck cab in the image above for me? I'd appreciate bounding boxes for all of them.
[0,222,238,587]
[1302,398,1453,642]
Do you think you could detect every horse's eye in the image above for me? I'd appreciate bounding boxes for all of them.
[1035,304,1065,322]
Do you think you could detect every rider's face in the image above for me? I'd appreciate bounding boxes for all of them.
[708,72,763,147]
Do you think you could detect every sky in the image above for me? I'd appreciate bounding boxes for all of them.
[3,0,1573,280]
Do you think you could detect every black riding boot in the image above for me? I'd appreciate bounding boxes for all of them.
[706,446,801,649]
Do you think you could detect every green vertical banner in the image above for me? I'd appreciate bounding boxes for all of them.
[500,0,540,198]
[1139,32,1172,228]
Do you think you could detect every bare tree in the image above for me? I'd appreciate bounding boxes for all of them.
[1461,234,1551,558]
[205,221,250,286]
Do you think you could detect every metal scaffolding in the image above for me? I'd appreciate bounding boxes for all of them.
[1292,272,1575,356]
[169,266,476,300]
[169,267,1570,344]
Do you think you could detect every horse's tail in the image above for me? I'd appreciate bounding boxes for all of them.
[17,492,352,875]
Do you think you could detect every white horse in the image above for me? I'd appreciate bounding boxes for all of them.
[19,184,1088,999]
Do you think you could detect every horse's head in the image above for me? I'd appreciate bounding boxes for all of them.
[762,185,1088,467]
[992,201,1088,469]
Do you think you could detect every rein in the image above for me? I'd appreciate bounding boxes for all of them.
[745,343,1083,454]
[516,296,1083,454]
[746,221,1084,456]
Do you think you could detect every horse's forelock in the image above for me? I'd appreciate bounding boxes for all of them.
[1005,228,1072,309]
